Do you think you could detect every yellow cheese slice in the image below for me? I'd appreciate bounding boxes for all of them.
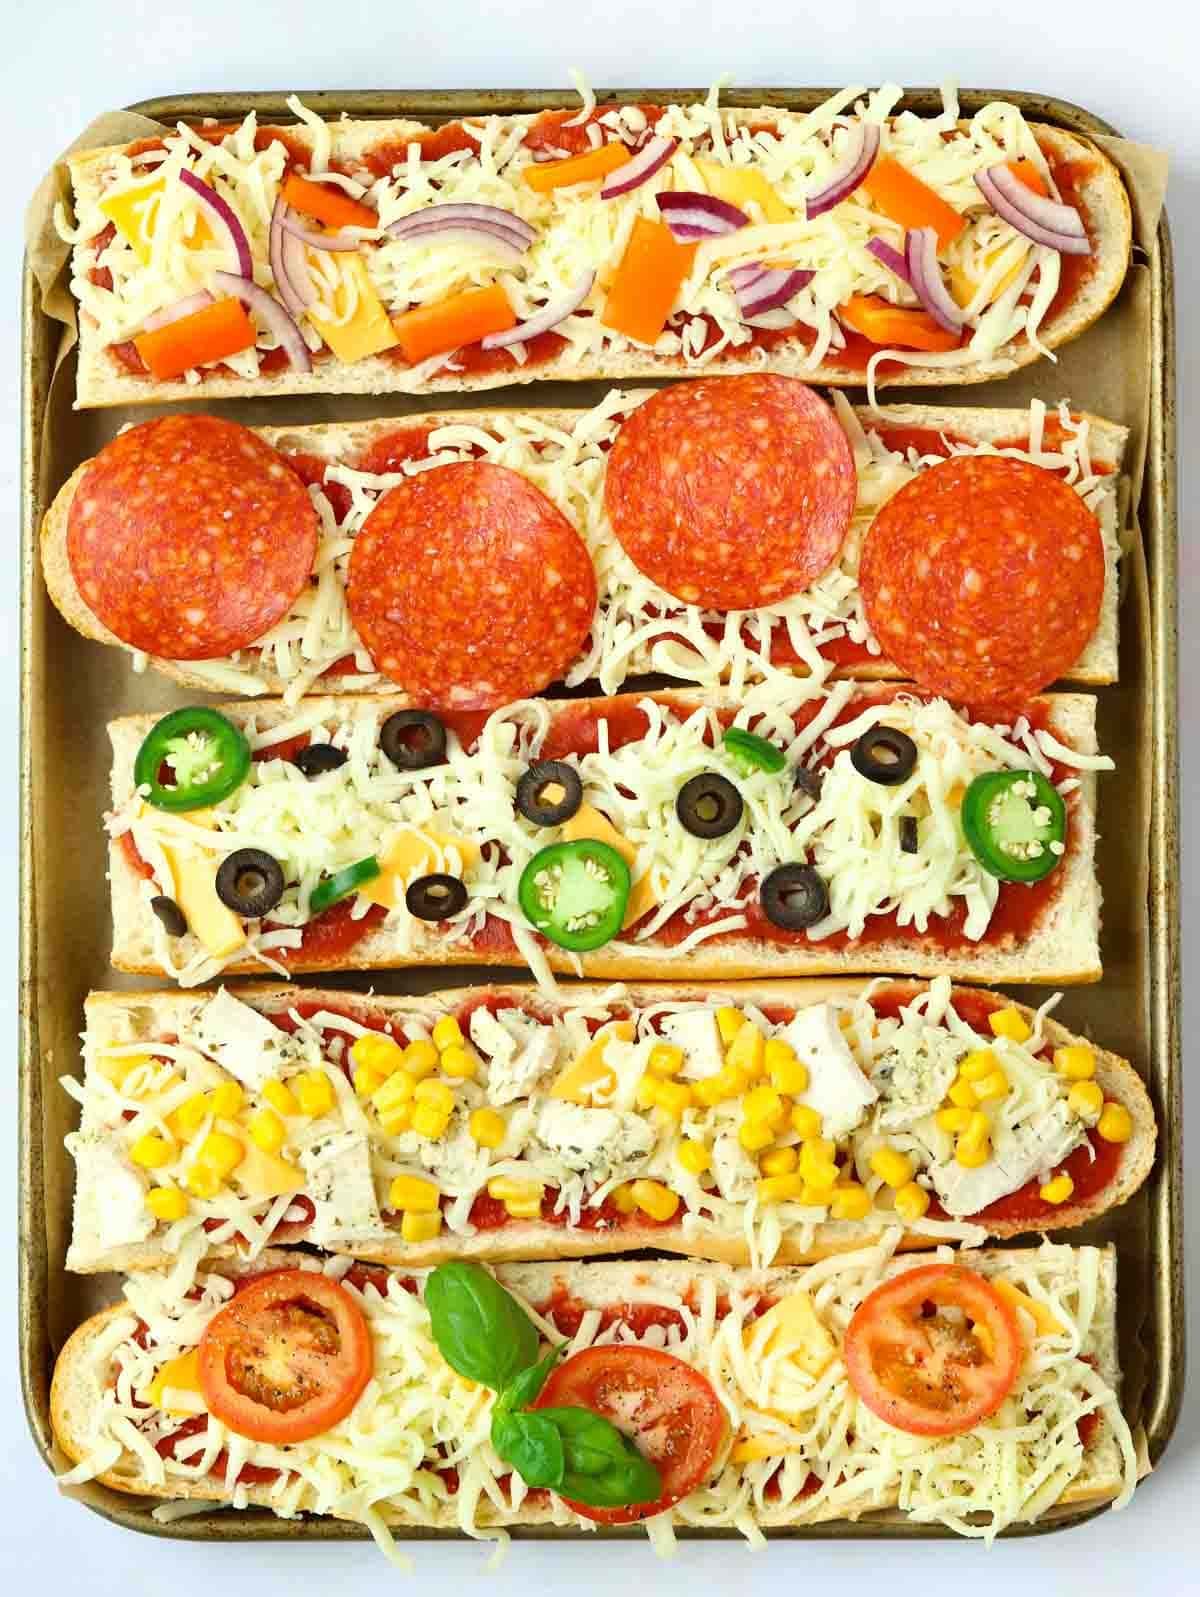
[696,160,794,223]
[94,1051,153,1088]
[748,1291,837,1378]
[157,811,247,960]
[560,804,662,931]
[992,1278,1067,1339]
[949,248,1027,310]
[549,1020,636,1104]
[361,827,480,911]
[147,1349,204,1415]
[731,1434,805,1464]
[232,1139,306,1201]
[309,254,400,362]
[99,176,214,266]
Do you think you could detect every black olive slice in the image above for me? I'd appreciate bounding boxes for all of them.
[405,873,469,922]
[760,864,829,930]
[793,765,824,803]
[850,725,918,786]
[215,848,286,918]
[293,743,348,778]
[516,760,584,826]
[150,895,188,938]
[380,710,447,772]
[676,772,744,839]
[900,815,919,854]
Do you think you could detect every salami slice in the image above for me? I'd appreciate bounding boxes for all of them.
[347,461,596,711]
[859,454,1105,706]
[603,375,857,611]
[67,415,318,660]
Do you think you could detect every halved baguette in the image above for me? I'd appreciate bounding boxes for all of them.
[105,686,1107,986]
[67,979,1154,1275]
[40,401,1127,696]
[50,1246,1134,1534]
[66,109,1131,409]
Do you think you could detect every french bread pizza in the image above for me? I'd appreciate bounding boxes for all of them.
[51,1244,1138,1552]
[55,84,1131,408]
[40,390,1126,706]
[104,686,1110,988]
[62,979,1154,1275]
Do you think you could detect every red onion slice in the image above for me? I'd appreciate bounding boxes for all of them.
[387,203,535,247]
[178,169,253,278]
[975,165,1091,255]
[904,226,965,333]
[600,136,677,198]
[211,270,312,373]
[388,219,529,259]
[269,198,314,321]
[480,270,596,349]
[657,191,749,240]
[805,123,881,219]
[141,291,214,333]
[733,265,814,318]
[866,237,911,285]
[279,215,364,252]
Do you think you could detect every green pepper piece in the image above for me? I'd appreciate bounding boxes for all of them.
[310,856,381,915]
[517,840,631,952]
[722,726,787,775]
[960,770,1067,883]
[133,707,251,813]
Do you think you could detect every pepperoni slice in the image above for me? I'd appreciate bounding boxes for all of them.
[603,375,857,611]
[67,415,319,660]
[347,461,596,710]
[859,455,1105,706]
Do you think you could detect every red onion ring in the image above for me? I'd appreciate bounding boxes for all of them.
[657,191,748,240]
[866,237,911,285]
[388,219,529,259]
[975,165,1091,255]
[600,136,677,198]
[387,203,535,247]
[268,198,314,321]
[480,270,596,349]
[903,226,965,333]
[732,264,814,318]
[279,215,364,251]
[178,169,253,278]
[141,291,214,333]
[211,270,312,372]
[805,123,881,219]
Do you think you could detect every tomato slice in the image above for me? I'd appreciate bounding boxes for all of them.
[535,1344,726,1524]
[198,1269,373,1444]
[844,1264,1022,1438]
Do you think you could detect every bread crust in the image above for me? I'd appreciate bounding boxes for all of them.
[64,113,1132,408]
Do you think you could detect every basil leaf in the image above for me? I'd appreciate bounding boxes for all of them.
[424,1261,540,1391]
[496,1350,559,1418]
[491,1410,565,1490]
[534,1406,662,1510]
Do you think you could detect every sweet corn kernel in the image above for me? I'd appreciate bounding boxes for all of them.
[647,1043,684,1078]
[989,1007,1032,1043]
[411,1103,452,1140]
[388,1175,439,1213]
[504,1198,543,1219]
[353,1063,385,1098]
[611,1182,638,1214]
[677,1139,711,1175]
[964,1110,991,1141]
[757,1173,805,1204]
[790,1104,823,1140]
[130,1134,174,1170]
[955,1133,991,1168]
[1067,1080,1105,1122]
[185,1163,222,1199]
[402,1039,439,1080]
[401,1210,443,1243]
[441,1046,478,1081]
[372,1072,416,1135]
[630,1179,680,1222]
[894,1181,931,1221]
[197,1131,244,1179]
[799,1139,839,1191]
[209,1081,244,1119]
[432,1016,464,1053]
[726,1021,765,1079]
[295,1071,336,1117]
[760,1145,799,1177]
[1040,1172,1075,1205]
[692,1077,727,1109]
[414,1078,455,1114]
[948,1079,979,1109]
[958,1049,996,1083]
[869,1147,915,1189]
[831,1184,872,1221]
[743,1085,784,1126]
[487,1176,543,1204]
[716,1006,744,1045]
[146,1185,189,1222]
[636,1075,661,1110]
[767,1046,809,1096]
[1054,1045,1097,1081]
[350,1033,405,1076]
[973,1069,1010,1104]
[170,1093,212,1138]
[262,1079,299,1117]
[739,1120,775,1153]
[654,1080,694,1117]
[468,1108,506,1149]
[936,1105,972,1134]
[248,1108,285,1154]
[1097,1102,1133,1143]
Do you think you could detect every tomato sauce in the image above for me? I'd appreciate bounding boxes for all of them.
[252,732,311,764]
[1041,153,1101,328]
[363,120,483,177]
[277,451,353,521]
[354,424,437,477]
[522,105,666,156]
[538,1288,689,1340]
[156,1415,281,1487]
[271,898,389,965]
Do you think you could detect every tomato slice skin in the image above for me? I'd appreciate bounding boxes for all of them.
[844,1264,1022,1439]
[535,1343,726,1524]
[198,1269,373,1444]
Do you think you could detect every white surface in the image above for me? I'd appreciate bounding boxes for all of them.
[1,4,1195,1591]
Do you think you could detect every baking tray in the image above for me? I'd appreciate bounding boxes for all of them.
[18,85,1181,1544]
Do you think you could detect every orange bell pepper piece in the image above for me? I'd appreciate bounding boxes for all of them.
[1006,159,1050,197]
[392,283,516,362]
[839,294,962,353]
[133,297,257,380]
[601,217,696,345]
[861,157,967,251]
[281,172,378,230]
[524,143,631,194]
